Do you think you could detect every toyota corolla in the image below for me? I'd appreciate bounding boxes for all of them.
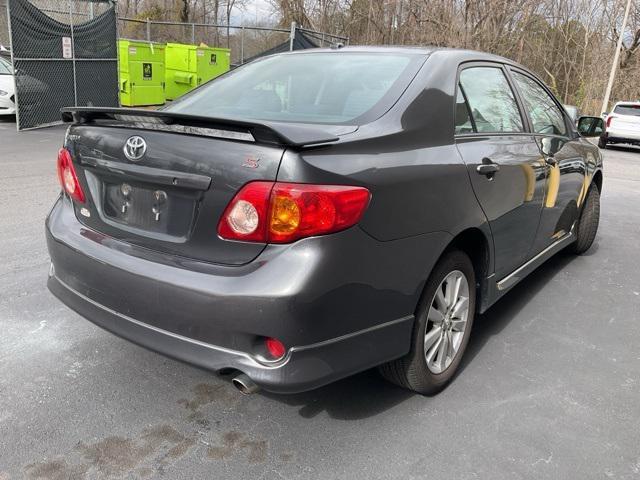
[47,47,603,395]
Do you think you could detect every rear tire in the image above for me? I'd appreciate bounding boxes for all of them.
[379,250,476,395]
[571,186,600,254]
[598,135,607,149]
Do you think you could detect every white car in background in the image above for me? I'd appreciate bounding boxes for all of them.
[0,56,16,116]
[600,101,640,149]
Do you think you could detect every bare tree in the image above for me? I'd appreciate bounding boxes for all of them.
[117,0,640,112]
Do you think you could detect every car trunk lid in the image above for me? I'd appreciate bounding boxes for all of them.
[61,107,351,265]
[62,119,298,266]
[610,115,640,129]
[610,104,640,131]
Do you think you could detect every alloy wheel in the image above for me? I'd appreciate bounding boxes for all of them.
[424,270,470,374]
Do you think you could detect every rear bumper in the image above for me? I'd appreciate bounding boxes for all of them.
[605,129,640,144]
[46,195,448,392]
[48,271,411,393]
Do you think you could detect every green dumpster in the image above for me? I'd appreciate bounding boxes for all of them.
[118,40,166,107]
[164,43,230,100]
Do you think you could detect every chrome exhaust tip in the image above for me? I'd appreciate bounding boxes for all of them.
[231,373,260,395]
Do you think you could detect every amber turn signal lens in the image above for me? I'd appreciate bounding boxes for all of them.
[270,195,301,234]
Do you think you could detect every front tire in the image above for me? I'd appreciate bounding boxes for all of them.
[598,135,607,149]
[571,186,600,254]
[379,250,476,395]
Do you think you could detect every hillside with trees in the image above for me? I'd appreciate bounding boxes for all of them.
[120,0,640,114]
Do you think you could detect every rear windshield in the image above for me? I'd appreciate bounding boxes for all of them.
[165,52,425,125]
[614,104,640,116]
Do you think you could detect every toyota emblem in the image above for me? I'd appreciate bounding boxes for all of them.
[123,136,147,161]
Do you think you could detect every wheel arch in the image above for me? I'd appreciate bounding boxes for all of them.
[592,169,603,193]
[414,226,493,318]
[447,228,492,307]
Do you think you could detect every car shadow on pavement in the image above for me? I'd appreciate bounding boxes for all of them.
[605,144,640,153]
[0,114,16,124]
[259,368,414,420]
[458,247,578,374]
[259,245,585,420]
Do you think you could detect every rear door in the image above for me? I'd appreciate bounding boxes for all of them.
[455,63,547,280]
[509,68,586,253]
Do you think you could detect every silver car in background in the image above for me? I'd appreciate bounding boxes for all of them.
[600,102,640,148]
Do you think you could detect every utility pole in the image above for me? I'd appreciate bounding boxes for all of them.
[601,0,634,115]
[289,21,296,51]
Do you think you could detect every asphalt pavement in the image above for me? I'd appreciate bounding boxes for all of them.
[1,115,639,479]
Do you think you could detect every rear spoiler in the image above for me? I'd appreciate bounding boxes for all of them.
[61,107,340,148]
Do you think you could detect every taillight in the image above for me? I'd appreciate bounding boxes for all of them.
[606,116,615,128]
[57,148,85,203]
[218,181,370,243]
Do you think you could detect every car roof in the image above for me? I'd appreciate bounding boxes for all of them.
[615,101,640,106]
[283,45,520,66]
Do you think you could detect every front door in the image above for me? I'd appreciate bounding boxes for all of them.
[455,64,547,280]
[509,69,587,253]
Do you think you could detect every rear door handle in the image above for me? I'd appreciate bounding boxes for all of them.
[476,158,500,178]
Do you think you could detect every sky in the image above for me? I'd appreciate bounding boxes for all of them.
[232,0,278,25]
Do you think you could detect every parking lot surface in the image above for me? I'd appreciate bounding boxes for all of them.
[1,116,639,479]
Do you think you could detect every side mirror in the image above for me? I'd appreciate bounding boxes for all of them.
[577,116,605,138]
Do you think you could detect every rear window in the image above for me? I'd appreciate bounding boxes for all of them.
[165,52,425,125]
[614,104,640,116]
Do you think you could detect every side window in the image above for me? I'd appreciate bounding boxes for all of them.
[455,86,473,134]
[459,67,524,133]
[512,71,567,136]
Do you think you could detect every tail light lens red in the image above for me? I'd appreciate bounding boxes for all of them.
[57,148,85,203]
[606,115,614,128]
[217,181,271,242]
[218,181,370,244]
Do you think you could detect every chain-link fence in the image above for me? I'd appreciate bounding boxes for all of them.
[7,0,118,130]
[1,3,347,129]
[118,18,349,67]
